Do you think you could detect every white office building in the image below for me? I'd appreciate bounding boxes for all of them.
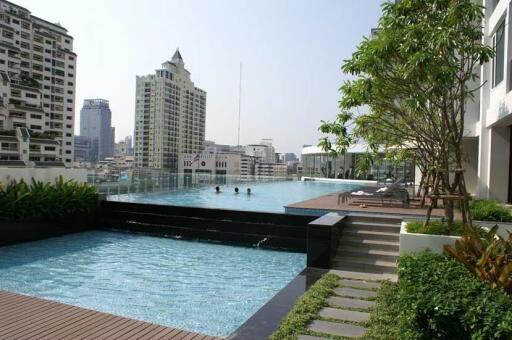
[178,152,245,176]
[134,49,206,171]
[245,139,275,163]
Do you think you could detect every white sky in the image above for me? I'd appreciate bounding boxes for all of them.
[15,0,383,155]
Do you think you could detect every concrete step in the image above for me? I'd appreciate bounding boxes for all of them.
[337,245,399,260]
[343,229,399,242]
[339,278,381,290]
[308,320,367,338]
[347,214,403,225]
[319,307,370,323]
[333,255,397,268]
[339,236,399,251]
[344,222,401,233]
[329,269,398,282]
[331,259,397,275]
[335,252,398,263]
[327,296,375,310]
[333,287,377,299]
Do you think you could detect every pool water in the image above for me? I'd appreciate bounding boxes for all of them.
[0,231,305,337]
[110,180,361,213]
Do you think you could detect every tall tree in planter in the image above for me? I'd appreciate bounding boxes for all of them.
[320,0,493,225]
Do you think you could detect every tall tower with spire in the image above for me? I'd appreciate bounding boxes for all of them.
[133,49,206,170]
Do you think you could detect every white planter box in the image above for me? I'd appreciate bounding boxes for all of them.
[399,221,461,255]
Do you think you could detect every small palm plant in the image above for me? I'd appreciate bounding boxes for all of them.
[0,176,98,221]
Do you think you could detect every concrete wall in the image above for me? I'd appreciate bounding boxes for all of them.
[0,167,88,184]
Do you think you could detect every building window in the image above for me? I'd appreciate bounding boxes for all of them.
[493,19,505,87]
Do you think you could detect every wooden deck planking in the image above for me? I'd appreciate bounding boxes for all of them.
[0,291,223,340]
[286,192,447,217]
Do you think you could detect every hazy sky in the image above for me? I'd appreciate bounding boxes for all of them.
[16,0,383,155]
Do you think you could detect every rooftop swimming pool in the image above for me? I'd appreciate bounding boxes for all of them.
[109,180,362,213]
[0,231,305,337]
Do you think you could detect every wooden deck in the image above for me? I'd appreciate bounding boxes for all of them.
[286,192,447,218]
[0,290,223,340]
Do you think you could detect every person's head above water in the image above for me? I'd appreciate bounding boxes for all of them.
[215,186,220,193]
[234,187,239,193]
[247,188,251,194]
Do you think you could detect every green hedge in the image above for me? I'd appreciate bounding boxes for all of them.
[470,200,512,222]
[406,220,464,236]
[270,273,339,340]
[0,177,98,221]
[365,252,512,339]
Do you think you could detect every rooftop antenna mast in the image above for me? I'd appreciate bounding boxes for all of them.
[237,62,242,152]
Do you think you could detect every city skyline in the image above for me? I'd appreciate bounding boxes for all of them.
[13,0,384,155]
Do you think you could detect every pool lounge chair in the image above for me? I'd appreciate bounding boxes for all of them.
[338,178,409,208]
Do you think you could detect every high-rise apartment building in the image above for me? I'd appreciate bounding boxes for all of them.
[134,49,206,170]
[0,1,76,166]
[79,99,114,161]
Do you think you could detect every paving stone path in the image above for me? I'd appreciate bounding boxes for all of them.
[298,215,400,339]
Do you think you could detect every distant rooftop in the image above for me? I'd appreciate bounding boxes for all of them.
[82,99,110,108]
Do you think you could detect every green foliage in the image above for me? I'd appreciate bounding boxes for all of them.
[28,130,57,140]
[0,176,98,221]
[0,129,16,136]
[470,200,512,222]
[363,281,401,340]
[366,253,512,339]
[19,75,40,88]
[270,273,339,340]
[398,253,512,339]
[406,220,465,236]
[445,225,512,293]
[319,0,494,223]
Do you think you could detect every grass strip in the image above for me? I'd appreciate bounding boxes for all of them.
[270,273,339,340]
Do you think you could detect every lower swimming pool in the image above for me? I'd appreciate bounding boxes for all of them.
[0,231,305,337]
[110,180,361,213]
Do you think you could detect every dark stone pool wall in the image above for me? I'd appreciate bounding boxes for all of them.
[0,219,94,246]
[99,200,318,251]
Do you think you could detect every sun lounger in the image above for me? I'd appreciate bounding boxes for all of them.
[338,178,409,207]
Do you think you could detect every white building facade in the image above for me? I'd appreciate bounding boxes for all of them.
[134,49,206,171]
[178,153,243,176]
[0,1,77,166]
[467,0,512,202]
[245,140,275,163]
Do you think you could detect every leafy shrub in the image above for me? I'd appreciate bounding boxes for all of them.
[470,200,512,222]
[270,273,339,340]
[445,225,512,293]
[0,176,98,221]
[396,253,512,339]
[406,220,465,236]
[365,253,512,339]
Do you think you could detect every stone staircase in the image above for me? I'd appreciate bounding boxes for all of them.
[332,215,401,275]
[298,215,401,339]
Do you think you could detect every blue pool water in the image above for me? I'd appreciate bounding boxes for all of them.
[0,231,305,337]
[111,180,361,213]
